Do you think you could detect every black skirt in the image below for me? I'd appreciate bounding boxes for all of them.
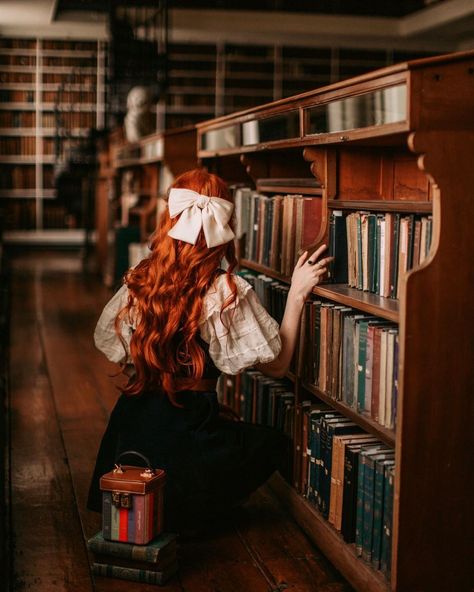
[87,389,291,532]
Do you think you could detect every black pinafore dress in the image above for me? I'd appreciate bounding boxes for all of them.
[86,336,291,532]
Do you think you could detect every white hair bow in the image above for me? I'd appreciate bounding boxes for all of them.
[167,188,235,248]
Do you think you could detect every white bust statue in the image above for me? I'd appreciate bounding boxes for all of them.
[124,86,155,143]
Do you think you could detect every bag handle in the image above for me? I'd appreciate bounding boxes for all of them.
[113,450,155,477]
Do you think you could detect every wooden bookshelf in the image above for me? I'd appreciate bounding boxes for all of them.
[197,50,474,592]
[0,37,106,234]
[95,125,199,284]
[328,200,432,214]
[302,382,395,446]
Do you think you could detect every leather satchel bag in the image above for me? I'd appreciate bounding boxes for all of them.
[100,450,166,545]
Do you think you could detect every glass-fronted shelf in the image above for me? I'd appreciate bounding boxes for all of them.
[304,84,407,136]
[241,110,300,146]
[199,82,408,154]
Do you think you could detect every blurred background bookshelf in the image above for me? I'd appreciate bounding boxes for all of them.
[0,37,106,240]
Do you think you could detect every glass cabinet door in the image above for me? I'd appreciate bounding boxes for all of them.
[305,84,407,135]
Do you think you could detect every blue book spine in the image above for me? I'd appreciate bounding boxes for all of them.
[127,503,136,543]
[381,465,395,577]
[357,321,369,412]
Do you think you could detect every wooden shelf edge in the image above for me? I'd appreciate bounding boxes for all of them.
[329,200,432,213]
[313,284,399,322]
[265,472,390,592]
[239,259,291,284]
[239,264,398,322]
[301,381,395,446]
[257,184,323,196]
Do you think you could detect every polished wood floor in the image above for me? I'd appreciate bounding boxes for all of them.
[6,251,353,592]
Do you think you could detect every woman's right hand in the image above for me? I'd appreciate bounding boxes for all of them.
[289,244,333,301]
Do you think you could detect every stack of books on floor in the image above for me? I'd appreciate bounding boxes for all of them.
[87,531,179,585]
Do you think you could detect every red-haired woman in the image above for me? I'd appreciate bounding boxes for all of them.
[87,168,331,533]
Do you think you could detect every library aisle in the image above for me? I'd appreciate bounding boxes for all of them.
[6,250,353,592]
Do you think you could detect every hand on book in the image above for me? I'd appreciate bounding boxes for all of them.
[290,244,333,300]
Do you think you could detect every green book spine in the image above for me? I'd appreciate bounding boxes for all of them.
[367,214,377,293]
[102,493,112,540]
[111,504,120,540]
[87,531,177,563]
[357,321,369,412]
[372,459,394,569]
[92,561,178,585]
[374,215,382,293]
[381,465,395,576]
[389,214,400,299]
[361,455,375,562]
[356,215,363,290]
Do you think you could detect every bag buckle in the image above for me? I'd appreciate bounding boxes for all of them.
[112,490,133,509]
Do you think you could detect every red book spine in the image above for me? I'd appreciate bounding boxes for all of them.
[118,508,128,542]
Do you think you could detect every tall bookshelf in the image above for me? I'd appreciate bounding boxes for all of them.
[196,51,474,592]
[165,41,435,130]
[0,37,106,237]
[95,125,198,284]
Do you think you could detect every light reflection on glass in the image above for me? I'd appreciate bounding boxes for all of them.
[242,111,300,145]
[201,124,240,151]
[306,84,407,135]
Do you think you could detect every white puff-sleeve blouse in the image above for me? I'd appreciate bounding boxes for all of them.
[93,274,282,375]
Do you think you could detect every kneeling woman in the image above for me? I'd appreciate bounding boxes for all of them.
[87,168,330,532]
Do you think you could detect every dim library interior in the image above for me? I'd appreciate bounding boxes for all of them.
[0,3,472,592]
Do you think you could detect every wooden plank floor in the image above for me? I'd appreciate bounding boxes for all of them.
[7,251,354,592]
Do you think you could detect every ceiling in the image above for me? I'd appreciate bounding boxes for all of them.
[54,0,446,18]
[0,0,472,51]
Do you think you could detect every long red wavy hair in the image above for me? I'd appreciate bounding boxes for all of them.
[115,168,238,406]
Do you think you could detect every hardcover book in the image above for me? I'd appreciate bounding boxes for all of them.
[92,561,178,585]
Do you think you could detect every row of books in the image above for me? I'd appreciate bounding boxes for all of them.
[238,269,289,325]
[0,55,35,66]
[232,186,322,276]
[43,112,96,128]
[238,269,299,376]
[87,531,178,586]
[0,112,35,127]
[0,39,96,50]
[0,165,35,188]
[43,40,97,50]
[329,210,433,299]
[43,73,96,85]
[42,56,96,68]
[0,137,36,155]
[299,403,394,578]
[0,89,35,103]
[0,72,34,83]
[303,300,398,429]
[42,91,96,104]
[0,39,36,49]
[238,369,295,436]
